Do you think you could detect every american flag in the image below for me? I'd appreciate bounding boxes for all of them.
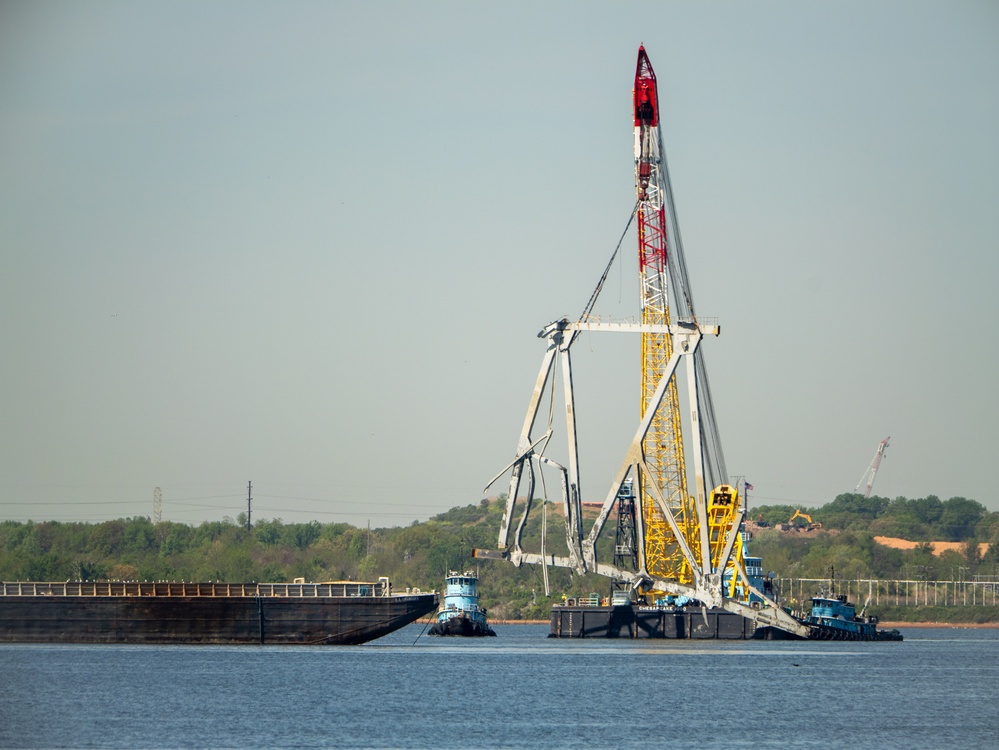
[744,481,754,491]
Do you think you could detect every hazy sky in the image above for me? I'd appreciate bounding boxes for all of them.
[2,1,997,528]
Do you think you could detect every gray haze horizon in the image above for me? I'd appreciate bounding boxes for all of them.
[2,1,997,529]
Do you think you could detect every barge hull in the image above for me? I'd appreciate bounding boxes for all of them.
[0,581,437,645]
[550,605,756,639]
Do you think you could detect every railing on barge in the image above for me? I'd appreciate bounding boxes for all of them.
[0,580,395,598]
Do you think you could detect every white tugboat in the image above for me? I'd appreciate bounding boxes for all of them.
[428,571,496,637]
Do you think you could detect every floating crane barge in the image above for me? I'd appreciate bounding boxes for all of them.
[474,46,849,641]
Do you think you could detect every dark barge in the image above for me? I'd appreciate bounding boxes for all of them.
[0,579,437,645]
[550,596,903,641]
[550,603,757,639]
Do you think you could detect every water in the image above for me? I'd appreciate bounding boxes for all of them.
[2,625,998,749]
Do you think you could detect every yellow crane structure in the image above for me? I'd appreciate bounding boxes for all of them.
[632,46,738,588]
[633,45,694,583]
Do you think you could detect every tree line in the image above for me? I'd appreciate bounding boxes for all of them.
[2,492,997,620]
[0,499,569,619]
[752,492,997,543]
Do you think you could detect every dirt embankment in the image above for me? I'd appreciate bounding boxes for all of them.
[873,536,990,557]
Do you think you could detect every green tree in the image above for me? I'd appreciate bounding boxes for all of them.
[903,495,944,525]
[90,521,126,555]
[938,497,985,541]
[425,536,471,578]
[282,521,321,550]
[122,517,157,554]
[822,493,890,527]
[254,518,283,545]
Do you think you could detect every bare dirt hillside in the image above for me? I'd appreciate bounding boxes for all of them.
[873,536,990,557]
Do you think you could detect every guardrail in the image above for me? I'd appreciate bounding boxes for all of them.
[775,578,999,608]
[0,580,394,598]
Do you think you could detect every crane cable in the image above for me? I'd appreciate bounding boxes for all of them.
[578,202,639,323]
[535,344,561,598]
[524,195,630,590]
[539,454,551,597]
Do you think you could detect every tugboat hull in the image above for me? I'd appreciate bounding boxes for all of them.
[805,622,903,641]
[428,615,496,637]
[755,624,903,641]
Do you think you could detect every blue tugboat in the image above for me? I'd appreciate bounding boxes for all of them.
[428,571,496,637]
[804,591,902,641]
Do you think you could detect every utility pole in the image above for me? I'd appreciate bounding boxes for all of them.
[247,481,252,531]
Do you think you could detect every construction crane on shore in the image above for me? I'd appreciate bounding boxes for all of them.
[856,436,890,498]
[476,46,808,638]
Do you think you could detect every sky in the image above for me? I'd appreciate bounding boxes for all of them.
[1,1,997,529]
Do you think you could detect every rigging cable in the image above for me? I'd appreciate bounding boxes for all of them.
[540,460,551,597]
[578,202,639,323]
[535,345,561,598]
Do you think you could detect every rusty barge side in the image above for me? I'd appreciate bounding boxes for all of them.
[0,580,437,645]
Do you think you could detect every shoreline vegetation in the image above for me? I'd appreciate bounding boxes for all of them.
[2,491,998,623]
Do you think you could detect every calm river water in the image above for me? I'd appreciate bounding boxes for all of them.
[1,624,997,749]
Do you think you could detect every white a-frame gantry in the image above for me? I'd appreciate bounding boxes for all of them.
[477,316,809,637]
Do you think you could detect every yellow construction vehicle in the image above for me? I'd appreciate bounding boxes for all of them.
[789,509,822,531]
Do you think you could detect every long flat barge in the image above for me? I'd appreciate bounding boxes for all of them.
[0,579,437,645]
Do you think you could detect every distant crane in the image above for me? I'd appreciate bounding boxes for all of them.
[856,437,890,498]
